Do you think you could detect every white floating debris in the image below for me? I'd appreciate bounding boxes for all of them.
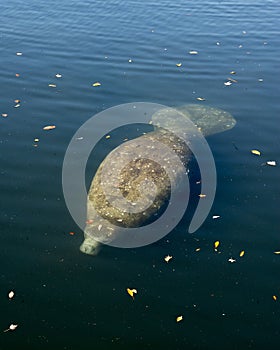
[228,257,236,263]
[189,50,198,55]
[164,255,173,263]
[224,81,232,86]
[212,215,220,219]
[3,324,18,332]
[128,59,132,63]
[16,52,23,56]
[55,74,62,78]
[48,84,57,88]
[266,161,277,166]
[258,79,263,82]
[8,291,15,299]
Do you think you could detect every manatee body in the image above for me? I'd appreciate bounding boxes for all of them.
[80,104,236,255]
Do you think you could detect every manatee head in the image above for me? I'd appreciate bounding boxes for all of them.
[80,236,100,256]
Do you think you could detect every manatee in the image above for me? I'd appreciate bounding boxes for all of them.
[80,104,236,255]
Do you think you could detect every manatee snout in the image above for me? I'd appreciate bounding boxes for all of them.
[80,237,100,256]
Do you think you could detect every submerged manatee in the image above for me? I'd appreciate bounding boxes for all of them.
[80,104,236,255]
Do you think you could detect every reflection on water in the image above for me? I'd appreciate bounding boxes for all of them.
[1,0,280,349]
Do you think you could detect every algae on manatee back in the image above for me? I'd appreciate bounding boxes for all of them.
[80,104,236,255]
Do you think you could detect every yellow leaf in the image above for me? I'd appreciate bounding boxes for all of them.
[273,295,277,301]
[195,248,201,252]
[92,82,101,87]
[251,149,261,156]
[176,315,183,322]
[176,63,182,67]
[105,135,111,139]
[274,251,280,254]
[43,125,56,130]
[126,288,137,299]
[214,241,220,249]
[198,194,206,198]
[239,250,245,257]
[197,97,205,101]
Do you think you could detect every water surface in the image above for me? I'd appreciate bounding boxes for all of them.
[1,1,280,349]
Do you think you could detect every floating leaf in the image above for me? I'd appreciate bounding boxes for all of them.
[251,149,261,156]
[214,241,220,249]
[198,194,206,198]
[195,248,201,252]
[48,84,56,88]
[3,324,18,332]
[189,50,198,55]
[8,291,14,299]
[230,71,236,74]
[2,113,8,118]
[69,232,75,235]
[239,250,245,257]
[43,125,56,130]
[14,99,20,103]
[176,63,182,67]
[164,255,172,263]
[15,73,20,77]
[274,251,280,255]
[126,288,137,299]
[197,97,205,101]
[176,315,183,322]
[273,295,277,301]
[267,161,276,166]
[34,138,39,142]
[105,135,111,139]
[92,82,101,87]
[14,104,20,108]
[86,219,94,224]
